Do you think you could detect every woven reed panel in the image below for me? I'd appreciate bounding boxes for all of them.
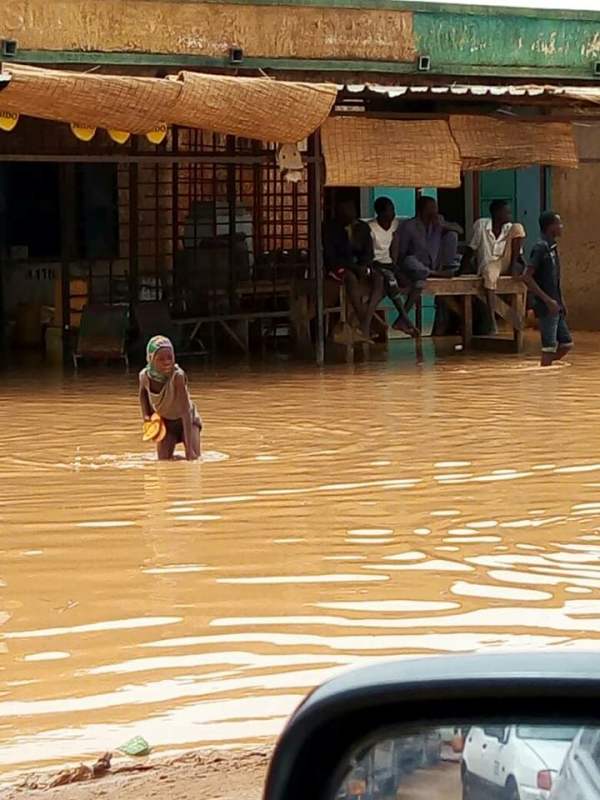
[321,116,462,188]
[0,65,336,143]
[0,65,181,133]
[451,115,579,171]
[168,73,336,144]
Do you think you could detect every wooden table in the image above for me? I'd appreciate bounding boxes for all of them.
[176,279,303,354]
[422,275,527,351]
[325,274,528,357]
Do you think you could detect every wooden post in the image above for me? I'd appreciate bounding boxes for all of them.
[59,163,76,360]
[415,295,423,335]
[462,294,473,349]
[309,132,325,366]
[226,135,237,309]
[128,162,139,309]
[513,290,526,353]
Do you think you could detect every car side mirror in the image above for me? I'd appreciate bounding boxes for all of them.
[264,653,600,800]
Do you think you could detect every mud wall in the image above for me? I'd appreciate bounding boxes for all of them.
[1,1,415,62]
[553,125,600,330]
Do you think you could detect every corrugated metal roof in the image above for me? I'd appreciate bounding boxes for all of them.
[338,84,600,104]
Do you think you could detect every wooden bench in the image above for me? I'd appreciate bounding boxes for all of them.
[326,274,527,354]
[422,275,527,351]
[175,279,307,354]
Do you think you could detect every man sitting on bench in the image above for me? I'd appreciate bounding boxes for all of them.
[323,199,383,341]
[462,199,526,335]
[391,195,462,317]
[368,196,417,338]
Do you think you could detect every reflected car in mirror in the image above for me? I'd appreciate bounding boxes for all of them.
[550,727,600,800]
[462,724,579,800]
[264,653,600,800]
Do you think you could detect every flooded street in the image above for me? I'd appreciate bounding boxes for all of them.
[3,336,600,778]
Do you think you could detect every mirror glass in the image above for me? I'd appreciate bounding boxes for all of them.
[333,723,599,800]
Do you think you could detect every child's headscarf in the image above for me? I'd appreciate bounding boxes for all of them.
[146,335,175,383]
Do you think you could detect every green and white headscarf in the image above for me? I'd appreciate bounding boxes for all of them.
[146,335,174,384]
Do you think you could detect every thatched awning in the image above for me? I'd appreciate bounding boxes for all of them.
[321,114,578,186]
[450,115,579,171]
[0,64,337,143]
[170,72,337,143]
[0,64,178,133]
[321,116,462,188]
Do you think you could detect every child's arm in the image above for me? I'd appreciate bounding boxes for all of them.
[139,376,153,421]
[174,371,199,461]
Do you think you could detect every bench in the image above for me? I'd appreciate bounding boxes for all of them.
[175,279,308,354]
[422,275,527,351]
[326,274,527,355]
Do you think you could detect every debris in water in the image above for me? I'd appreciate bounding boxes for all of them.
[118,736,151,757]
[19,753,112,790]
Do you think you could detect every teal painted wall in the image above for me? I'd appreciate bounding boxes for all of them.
[413,12,600,76]
[478,167,541,255]
[369,188,438,220]
[371,188,416,219]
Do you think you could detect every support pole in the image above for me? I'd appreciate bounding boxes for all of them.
[128,161,139,310]
[59,163,76,362]
[309,132,325,366]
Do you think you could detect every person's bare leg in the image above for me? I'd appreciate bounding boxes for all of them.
[389,290,415,336]
[157,434,177,460]
[540,351,555,367]
[191,424,202,459]
[404,287,422,315]
[361,271,385,337]
[344,272,367,329]
[540,348,571,367]
[486,289,499,334]
[554,345,572,362]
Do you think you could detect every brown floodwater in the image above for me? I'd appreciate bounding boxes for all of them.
[2,335,600,778]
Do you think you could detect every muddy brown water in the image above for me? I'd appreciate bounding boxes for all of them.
[2,336,600,778]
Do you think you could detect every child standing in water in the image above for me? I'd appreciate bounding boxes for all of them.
[139,336,202,461]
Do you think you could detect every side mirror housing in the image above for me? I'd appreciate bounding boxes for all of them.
[265,653,600,800]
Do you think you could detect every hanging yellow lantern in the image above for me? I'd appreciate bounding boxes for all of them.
[0,111,18,132]
[145,123,168,145]
[108,129,131,145]
[70,123,96,142]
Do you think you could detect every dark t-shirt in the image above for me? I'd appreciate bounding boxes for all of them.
[529,236,563,317]
[322,219,374,272]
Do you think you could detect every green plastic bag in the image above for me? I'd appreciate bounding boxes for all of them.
[118,736,151,757]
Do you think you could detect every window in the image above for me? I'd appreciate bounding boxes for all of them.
[0,162,119,261]
[1,162,61,259]
[76,164,119,259]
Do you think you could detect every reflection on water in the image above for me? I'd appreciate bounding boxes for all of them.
[3,336,600,774]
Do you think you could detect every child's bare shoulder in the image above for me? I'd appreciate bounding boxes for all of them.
[174,366,188,384]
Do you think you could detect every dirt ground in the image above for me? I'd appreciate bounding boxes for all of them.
[396,760,461,800]
[4,751,462,800]
[3,749,271,800]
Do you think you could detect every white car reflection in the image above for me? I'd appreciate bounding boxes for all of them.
[550,727,600,799]
[462,725,578,800]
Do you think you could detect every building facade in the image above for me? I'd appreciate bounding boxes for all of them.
[1,0,599,361]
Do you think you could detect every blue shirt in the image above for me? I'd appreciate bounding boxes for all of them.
[529,235,563,317]
[392,217,443,268]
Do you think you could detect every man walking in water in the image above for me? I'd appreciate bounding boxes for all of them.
[463,199,526,334]
[523,211,572,367]
[368,196,417,337]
